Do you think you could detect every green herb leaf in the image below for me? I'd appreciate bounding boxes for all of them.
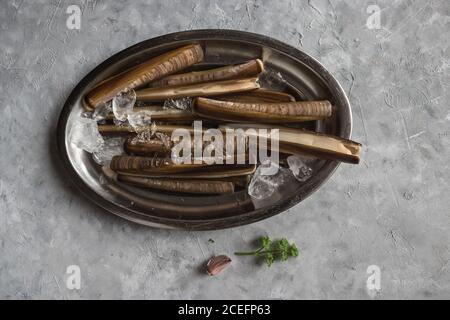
[290,244,299,257]
[265,253,274,267]
[261,236,272,251]
[234,236,299,267]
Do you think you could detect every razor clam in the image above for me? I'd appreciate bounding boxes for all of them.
[124,137,172,155]
[218,88,295,103]
[221,175,252,188]
[123,135,250,159]
[220,124,361,164]
[118,171,250,189]
[103,123,360,164]
[101,166,256,217]
[83,44,204,110]
[117,163,257,179]
[98,124,136,135]
[110,155,208,175]
[103,166,236,194]
[117,175,235,195]
[135,77,260,102]
[105,106,198,122]
[98,123,197,135]
[151,59,264,87]
[277,131,361,164]
[112,123,359,164]
[175,174,251,189]
[194,97,333,123]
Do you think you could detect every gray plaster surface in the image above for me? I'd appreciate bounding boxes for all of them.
[0,0,449,299]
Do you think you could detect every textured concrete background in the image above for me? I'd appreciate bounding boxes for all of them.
[0,0,449,299]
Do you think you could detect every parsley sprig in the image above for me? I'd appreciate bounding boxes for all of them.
[234,236,299,267]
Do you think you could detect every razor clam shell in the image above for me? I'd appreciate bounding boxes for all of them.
[124,138,172,155]
[194,97,333,123]
[98,123,197,136]
[151,59,264,87]
[105,106,198,122]
[135,77,260,102]
[83,44,204,110]
[115,164,257,179]
[218,88,295,103]
[220,125,361,164]
[117,175,235,195]
[110,155,208,174]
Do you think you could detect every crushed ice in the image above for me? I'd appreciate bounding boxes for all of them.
[287,155,313,182]
[155,132,172,149]
[258,69,288,91]
[93,101,112,122]
[127,109,152,132]
[92,137,125,165]
[163,98,193,111]
[69,115,123,164]
[112,89,136,122]
[248,160,291,200]
[68,117,104,153]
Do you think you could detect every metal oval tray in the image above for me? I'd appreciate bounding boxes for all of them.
[56,30,352,230]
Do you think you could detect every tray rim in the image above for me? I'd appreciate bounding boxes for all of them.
[56,29,353,230]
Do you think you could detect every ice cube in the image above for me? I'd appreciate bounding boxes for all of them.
[92,137,124,165]
[112,89,136,122]
[163,98,193,111]
[81,111,93,119]
[68,117,104,153]
[93,101,112,122]
[248,161,290,199]
[258,70,287,91]
[155,132,172,149]
[99,174,108,186]
[131,131,153,144]
[127,110,152,132]
[248,177,275,200]
[287,155,313,182]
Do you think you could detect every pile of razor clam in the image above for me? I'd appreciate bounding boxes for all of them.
[69,44,361,199]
